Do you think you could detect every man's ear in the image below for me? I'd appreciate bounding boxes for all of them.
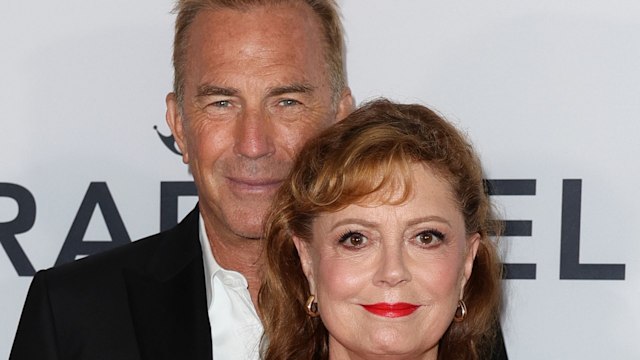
[165,92,189,164]
[293,236,316,295]
[460,233,481,299]
[335,87,355,123]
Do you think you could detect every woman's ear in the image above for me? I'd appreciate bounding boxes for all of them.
[293,236,316,294]
[460,233,481,298]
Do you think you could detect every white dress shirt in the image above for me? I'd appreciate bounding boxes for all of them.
[199,215,263,360]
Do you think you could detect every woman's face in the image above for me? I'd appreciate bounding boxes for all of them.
[294,163,480,359]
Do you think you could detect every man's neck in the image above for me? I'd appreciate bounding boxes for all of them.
[203,219,263,309]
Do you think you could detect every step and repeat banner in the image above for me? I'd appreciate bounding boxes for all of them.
[2,1,639,358]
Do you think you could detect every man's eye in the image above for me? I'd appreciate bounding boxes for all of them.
[210,100,231,108]
[338,231,368,248]
[278,99,300,107]
[415,230,445,247]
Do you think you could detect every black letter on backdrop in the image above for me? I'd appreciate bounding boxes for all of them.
[160,181,197,231]
[0,183,36,276]
[55,182,130,266]
[486,179,537,280]
[560,179,625,280]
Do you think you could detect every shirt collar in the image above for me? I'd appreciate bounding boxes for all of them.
[198,214,216,307]
[198,214,250,307]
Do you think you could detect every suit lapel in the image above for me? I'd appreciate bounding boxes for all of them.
[124,207,212,360]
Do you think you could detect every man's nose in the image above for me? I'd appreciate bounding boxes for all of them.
[373,245,412,287]
[233,108,275,159]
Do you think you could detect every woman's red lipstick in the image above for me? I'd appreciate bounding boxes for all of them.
[361,303,419,318]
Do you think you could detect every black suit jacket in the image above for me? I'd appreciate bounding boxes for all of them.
[10,208,212,360]
[11,206,508,360]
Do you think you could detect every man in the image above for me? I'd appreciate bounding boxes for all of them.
[11,1,508,359]
[11,1,352,359]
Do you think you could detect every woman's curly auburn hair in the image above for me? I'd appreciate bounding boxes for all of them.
[258,99,503,360]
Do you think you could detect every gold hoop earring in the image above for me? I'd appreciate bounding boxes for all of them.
[305,295,320,317]
[454,300,467,322]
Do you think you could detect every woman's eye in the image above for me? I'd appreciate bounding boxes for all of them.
[338,231,368,248]
[415,230,445,247]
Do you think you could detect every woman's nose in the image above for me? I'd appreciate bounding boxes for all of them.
[373,245,412,287]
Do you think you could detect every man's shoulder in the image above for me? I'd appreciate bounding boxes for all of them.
[10,207,208,359]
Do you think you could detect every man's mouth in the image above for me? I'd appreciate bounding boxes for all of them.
[226,177,284,192]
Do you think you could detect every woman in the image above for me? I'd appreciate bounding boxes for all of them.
[259,99,503,359]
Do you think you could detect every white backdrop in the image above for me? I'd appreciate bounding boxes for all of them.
[2,1,639,359]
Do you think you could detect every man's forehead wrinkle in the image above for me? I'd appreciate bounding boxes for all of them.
[234,26,308,57]
[224,4,318,53]
[197,25,309,70]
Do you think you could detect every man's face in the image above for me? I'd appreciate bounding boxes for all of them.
[167,3,352,240]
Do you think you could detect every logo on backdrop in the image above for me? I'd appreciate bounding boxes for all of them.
[154,125,181,156]
[0,128,627,280]
[0,177,627,281]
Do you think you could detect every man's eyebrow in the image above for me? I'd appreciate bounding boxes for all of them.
[267,83,315,97]
[196,85,239,98]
